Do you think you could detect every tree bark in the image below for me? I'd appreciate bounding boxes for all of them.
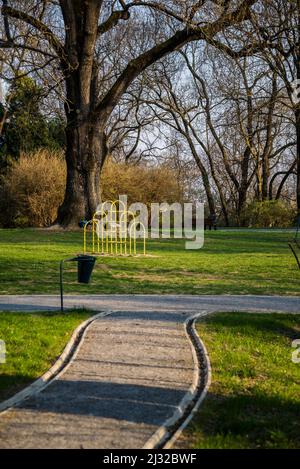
[56,117,107,227]
[54,0,103,227]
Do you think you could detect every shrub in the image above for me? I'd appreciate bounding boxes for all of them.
[242,200,296,228]
[0,150,66,227]
[100,160,184,206]
[0,154,184,228]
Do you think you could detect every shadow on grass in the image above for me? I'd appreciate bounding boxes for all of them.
[0,374,34,402]
[202,313,300,341]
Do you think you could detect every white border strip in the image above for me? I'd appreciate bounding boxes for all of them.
[0,310,114,413]
[143,311,212,449]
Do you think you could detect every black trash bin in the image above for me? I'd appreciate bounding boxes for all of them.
[59,255,97,311]
[77,255,96,284]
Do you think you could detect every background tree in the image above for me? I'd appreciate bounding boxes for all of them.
[0,76,65,170]
[2,76,49,156]
[249,0,300,215]
[138,43,295,224]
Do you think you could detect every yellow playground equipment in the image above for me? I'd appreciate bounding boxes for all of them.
[83,200,146,256]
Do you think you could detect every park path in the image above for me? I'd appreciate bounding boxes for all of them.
[0,293,299,313]
[0,309,196,449]
[0,294,299,449]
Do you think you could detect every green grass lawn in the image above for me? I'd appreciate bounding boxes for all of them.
[179,312,300,449]
[0,311,92,401]
[0,228,299,295]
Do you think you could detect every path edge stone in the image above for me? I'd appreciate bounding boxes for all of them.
[143,311,212,449]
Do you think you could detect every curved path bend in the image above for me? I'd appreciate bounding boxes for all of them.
[0,294,299,449]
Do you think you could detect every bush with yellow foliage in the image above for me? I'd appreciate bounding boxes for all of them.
[0,151,184,227]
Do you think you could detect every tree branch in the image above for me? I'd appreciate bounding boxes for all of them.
[1,4,67,66]
[126,1,191,25]
[95,0,258,120]
[2,0,12,43]
[269,161,297,200]
[98,8,130,35]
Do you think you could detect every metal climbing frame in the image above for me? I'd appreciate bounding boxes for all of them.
[83,199,146,256]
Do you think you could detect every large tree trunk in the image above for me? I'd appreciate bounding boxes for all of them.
[53,0,103,228]
[56,117,107,228]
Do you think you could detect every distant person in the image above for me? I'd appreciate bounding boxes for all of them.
[205,213,217,231]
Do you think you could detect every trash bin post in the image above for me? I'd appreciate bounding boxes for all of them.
[60,259,65,312]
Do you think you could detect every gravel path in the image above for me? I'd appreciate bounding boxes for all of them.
[0,310,196,449]
[0,294,299,449]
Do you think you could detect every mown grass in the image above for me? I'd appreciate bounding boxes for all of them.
[0,228,299,295]
[0,311,92,401]
[179,312,300,449]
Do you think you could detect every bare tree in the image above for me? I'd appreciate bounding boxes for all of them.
[138,40,295,224]
[138,58,222,220]
[1,0,261,227]
[249,0,300,215]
